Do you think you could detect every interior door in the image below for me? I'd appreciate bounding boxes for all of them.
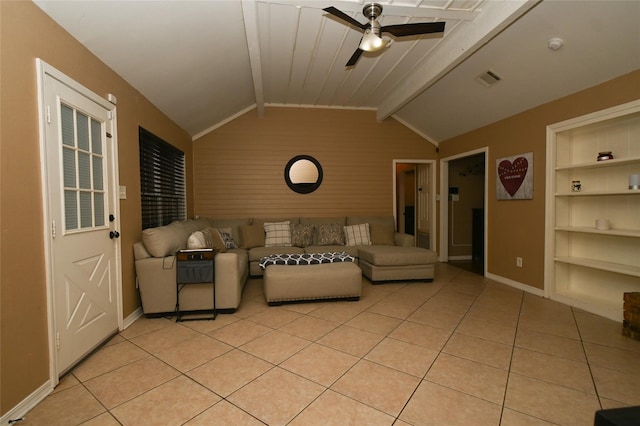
[43,73,120,375]
[416,164,431,243]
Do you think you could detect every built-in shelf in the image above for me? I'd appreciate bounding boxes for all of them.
[545,99,640,322]
[556,190,640,197]
[555,256,640,277]
[555,226,640,238]
[556,156,640,171]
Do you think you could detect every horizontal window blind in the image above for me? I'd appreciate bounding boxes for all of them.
[139,127,186,229]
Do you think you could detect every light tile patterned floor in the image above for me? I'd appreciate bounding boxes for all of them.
[18,263,640,425]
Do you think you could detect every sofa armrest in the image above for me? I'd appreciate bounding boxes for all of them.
[135,255,177,314]
[133,241,152,260]
[394,232,415,247]
[214,251,248,310]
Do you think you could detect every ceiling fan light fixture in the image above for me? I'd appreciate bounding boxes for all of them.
[359,28,389,52]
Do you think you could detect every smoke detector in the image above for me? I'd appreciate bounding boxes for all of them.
[548,37,564,51]
[476,69,502,87]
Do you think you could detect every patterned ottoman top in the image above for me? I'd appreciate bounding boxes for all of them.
[259,252,355,269]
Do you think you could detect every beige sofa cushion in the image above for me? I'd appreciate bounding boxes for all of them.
[142,221,186,257]
[358,246,437,266]
[239,224,265,249]
[369,223,395,245]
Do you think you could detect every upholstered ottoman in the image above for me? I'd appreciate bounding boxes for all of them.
[260,253,361,305]
[358,245,437,283]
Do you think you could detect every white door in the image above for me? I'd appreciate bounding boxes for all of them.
[417,164,431,236]
[42,70,120,376]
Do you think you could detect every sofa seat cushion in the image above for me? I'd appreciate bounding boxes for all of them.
[358,246,437,266]
[305,245,359,258]
[249,246,304,262]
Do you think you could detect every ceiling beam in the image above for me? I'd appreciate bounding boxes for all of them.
[242,0,265,117]
[376,0,542,122]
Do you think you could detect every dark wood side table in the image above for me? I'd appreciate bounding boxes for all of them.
[175,249,217,322]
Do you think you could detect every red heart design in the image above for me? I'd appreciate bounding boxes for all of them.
[498,157,528,197]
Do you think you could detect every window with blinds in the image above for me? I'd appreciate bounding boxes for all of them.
[139,128,186,229]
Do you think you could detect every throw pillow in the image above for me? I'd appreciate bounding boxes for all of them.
[207,227,227,252]
[369,223,395,245]
[239,224,265,249]
[344,223,371,246]
[187,228,228,252]
[216,227,237,249]
[291,223,315,247]
[186,230,208,249]
[264,221,292,247]
[314,223,345,246]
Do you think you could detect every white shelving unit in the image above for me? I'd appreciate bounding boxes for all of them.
[545,100,640,322]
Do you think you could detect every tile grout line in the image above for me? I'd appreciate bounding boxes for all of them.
[572,306,604,411]
[497,286,525,425]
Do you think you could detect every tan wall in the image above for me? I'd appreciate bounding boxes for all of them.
[0,1,191,414]
[193,107,437,219]
[438,69,640,290]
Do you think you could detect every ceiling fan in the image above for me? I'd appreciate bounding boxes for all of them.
[323,3,446,66]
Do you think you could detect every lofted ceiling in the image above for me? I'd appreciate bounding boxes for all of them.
[34,0,640,144]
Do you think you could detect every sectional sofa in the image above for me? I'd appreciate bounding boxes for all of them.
[133,215,437,316]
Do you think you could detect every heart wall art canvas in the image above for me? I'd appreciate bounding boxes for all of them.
[496,152,533,200]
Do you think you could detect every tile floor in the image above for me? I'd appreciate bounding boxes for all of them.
[18,263,640,425]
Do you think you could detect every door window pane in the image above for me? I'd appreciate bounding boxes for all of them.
[60,103,107,232]
[61,105,75,147]
[65,191,78,229]
[94,193,105,227]
[77,112,90,151]
[63,147,76,188]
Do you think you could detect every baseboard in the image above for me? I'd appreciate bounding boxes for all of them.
[0,381,52,426]
[448,255,472,261]
[485,272,545,297]
[123,307,143,330]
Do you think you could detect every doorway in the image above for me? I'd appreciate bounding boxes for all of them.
[394,160,435,250]
[37,60,122,383]
[439,149,487,275]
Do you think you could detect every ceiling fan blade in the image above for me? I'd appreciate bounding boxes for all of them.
[381,21,445,37]
[323,6,367,30]
[346,47,364,67]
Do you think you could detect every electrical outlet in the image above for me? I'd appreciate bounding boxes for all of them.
[516,257,523,268]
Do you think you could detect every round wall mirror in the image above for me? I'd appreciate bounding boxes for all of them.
[284,155,323,194]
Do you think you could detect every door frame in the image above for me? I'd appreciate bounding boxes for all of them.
[393,159,436,249]
[36,59,123,386]
[439,147,488,271]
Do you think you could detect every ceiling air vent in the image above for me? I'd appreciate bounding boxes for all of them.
[476,69,502,87]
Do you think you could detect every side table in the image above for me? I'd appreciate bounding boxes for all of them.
[175,249,217,321]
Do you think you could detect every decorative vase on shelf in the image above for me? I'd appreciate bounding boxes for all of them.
[630,174,640,190]
[597,151,614,161]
